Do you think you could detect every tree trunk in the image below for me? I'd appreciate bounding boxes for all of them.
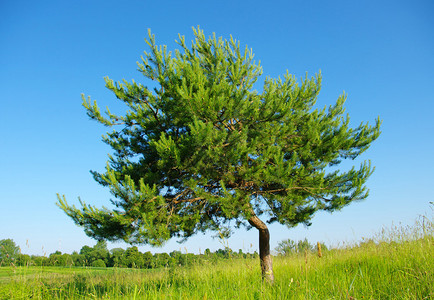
[248,215,274,283]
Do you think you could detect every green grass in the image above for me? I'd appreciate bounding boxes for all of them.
[1,215,433,299]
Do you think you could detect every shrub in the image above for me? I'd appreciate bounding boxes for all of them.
[91,259,106,268]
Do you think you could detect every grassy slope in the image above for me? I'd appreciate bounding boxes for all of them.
[1,217,433,299]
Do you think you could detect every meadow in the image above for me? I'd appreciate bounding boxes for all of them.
[1,213,433,299]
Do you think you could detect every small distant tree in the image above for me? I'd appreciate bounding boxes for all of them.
[143,251,154,268]
[48,251,62,266]
[124,246,144,268]
[79,245,93,258]
[275,239,296,256]
[154,252,171,268]
[0,239,20,266]
[58,27,381,282]
[169,250,182,266]
[91,259,106,268]
[296,238,313,253]
[276,238,320,256]
[79,241,109,266]
[92,240,110,265]
[178,253,196,266]
[31,255,48,266]
[17,254,32,267]
[71,251,86,267]
[109,247,125,267]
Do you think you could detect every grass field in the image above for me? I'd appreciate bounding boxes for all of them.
[1,214,433,299]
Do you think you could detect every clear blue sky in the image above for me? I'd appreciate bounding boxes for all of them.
[1,0,433,256]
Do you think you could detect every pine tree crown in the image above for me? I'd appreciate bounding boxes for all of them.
[57,27,381,246]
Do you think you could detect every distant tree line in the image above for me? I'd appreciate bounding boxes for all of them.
[1,238,330,268]
[0,239,259,268]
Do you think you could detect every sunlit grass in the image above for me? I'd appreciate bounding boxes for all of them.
[1,211,433,299]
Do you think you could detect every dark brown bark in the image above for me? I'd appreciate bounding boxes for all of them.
[248,214,274,283]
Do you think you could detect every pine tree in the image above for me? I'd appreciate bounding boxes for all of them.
[57,27,381,282]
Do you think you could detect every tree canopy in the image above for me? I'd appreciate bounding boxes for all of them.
[57,27,381,281]
[0,239,20,266]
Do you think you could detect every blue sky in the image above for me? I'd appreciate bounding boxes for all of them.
[1,0,433,256]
